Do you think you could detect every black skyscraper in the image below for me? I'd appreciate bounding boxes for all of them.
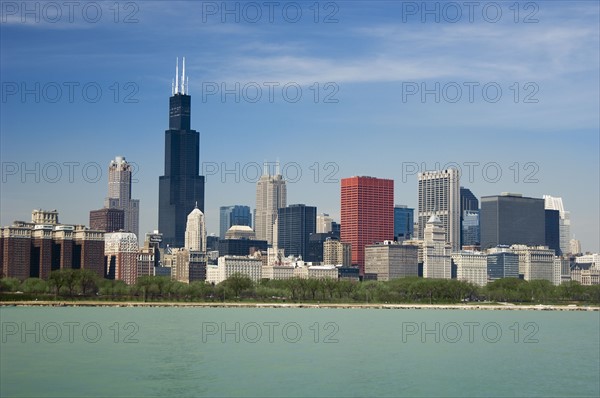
[545,209,561,255]
[277,204,317,260]
[460,187,479,247]
[159,58,205,248]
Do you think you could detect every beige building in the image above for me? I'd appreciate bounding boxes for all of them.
[451,251,488,286]
[206,255,263,284]
[511,245,557,284]
[364,241,418,281]
[255,168,286,245]
[225,225,256,240]
[423,215,451,279]
[323,238,351,266]
[105,232,139,285]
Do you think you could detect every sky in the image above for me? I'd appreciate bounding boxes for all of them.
[1,1,599,252]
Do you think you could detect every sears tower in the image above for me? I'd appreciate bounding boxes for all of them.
[159,57,205,248]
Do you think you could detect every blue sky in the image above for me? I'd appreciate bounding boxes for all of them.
[1,1,598,251]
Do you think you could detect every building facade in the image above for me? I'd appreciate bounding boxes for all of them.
[159,58,205,248]
[422,215,451,279]
[364,242,418,281]
[219,205,252,239]
[543,195,571,255]
[254,167,287,245]
[89,208,125,233]
[511,245,557,284]
[277,204,317,260]
[418,169,460,251]
[104,232,139,285]
[451,251,488,286]
[394,205,414,242]
[341,176,394,275]
[486,249,519,281]
[184,204,206,252]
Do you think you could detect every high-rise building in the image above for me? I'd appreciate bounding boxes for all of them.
[323,238,352,266]
[460,187,478,247]
[462,210,480,247]
[422,215,451,279]
[255,165,286,245]
[486,249,519,281]
[394,205,414,242]
[104,232,139,285]
[480,193,545,250]
[570,239,582,255]
[511,244,557,284]
[543,195,571,255]
[307,232,336,263]
[184,204,206,252]
[364,241,418,281]
[89,208,125,233]
[219,205,252,239]
[341,176,394,275]
[277,204,317,260]
[159,57,205,248]
[104,156,139,240]
[316,213,333,233]
[418,169,460,251]
[460,187,479,212]
[544,209,561,255]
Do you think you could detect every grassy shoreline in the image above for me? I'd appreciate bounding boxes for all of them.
[1,300,598,311]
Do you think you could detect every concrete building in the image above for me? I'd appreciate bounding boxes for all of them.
[486,247,519,281]
[418,169,460,251]
[104,232,139,285]
[261,265,295,280]
[184,204,206,252]
[364,241,418,281]
[323,238,352,267]
[511,245,557,284]
[317,213,333,234]
[105,156,140,240]
[570,239,582,255]
[255,166,286,245]
[89,208,125,233]
[224,225,256,240]
[451,251,488,286]
[206,255,263,284]
[294,265,338,279]
[171,248,206,283]
[422,215,451,279]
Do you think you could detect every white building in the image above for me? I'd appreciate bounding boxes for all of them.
[255,165,286,245]
[184,204,206,252]
[570,239,582,255]
[451,251,488,286]
[105,232,139,285]
[262,265,295,280]
[511,245,558,285]
[543,195,571,255]
[105,156,139,241]
[323,238,352,267]
[317,213,333,233]
[294,265,338,279]
[207,255,263,284]
[418,169,460,251]
[224,225,255,240]
[423,215,452,279]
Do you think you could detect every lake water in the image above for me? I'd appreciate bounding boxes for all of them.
[1,307,598,397]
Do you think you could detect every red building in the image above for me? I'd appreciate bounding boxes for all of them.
[341,176,394,276]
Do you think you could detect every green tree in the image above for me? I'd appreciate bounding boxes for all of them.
[222,273,254,299]
[21,278,48,294]
[78,269,99,296]
[0,277,21,292]
[48,270,66,296]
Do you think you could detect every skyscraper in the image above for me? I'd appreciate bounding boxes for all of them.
[341,176,394,275]
[543,195,571,255]
[461,210,480,247]
[104,156,139,239]
[219,205,252,239]
[460,187,478,247]
[544,209,561,255]
[255,165,286,245]
[159,57,205,248]
[480,193,545,250]
[394,205,414,242]
[316,213,333,233]
[418,169,460,251]
[422,214,452,279]
[185,204,206,252]
[277,204,317,259]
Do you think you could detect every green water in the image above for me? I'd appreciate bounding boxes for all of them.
[0,307,598,397]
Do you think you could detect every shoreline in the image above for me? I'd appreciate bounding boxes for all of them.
[1,301,598,311]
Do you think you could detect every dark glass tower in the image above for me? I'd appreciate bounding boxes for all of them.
[159,58,205,248]
[277,204,317,260]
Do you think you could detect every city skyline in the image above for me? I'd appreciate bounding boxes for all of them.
[1,2,598,252]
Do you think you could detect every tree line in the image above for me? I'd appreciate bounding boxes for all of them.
[0,269,599,304]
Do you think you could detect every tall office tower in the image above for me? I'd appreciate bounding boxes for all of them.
[544,209,561,255]
[331,222,341,238]
[422,215,452,279]
[543,195,571,254]
[159,57,205,248]
[480,193,545,250]
[460,187,478,247]
[104,156,139,239]
[104,232,139,285]
[277,204,316,259]
[255,164,287,245]
[418,169,460,251]
[323,238,352,266]
[219,205,252,239]
[185,204,206,252]
[570,238,582,255]
[462,210,480,247]
[316,213,333,233]
[394,205,414,242]
[341,176,394,275]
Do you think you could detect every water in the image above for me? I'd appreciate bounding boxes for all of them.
[1,307,598,397]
